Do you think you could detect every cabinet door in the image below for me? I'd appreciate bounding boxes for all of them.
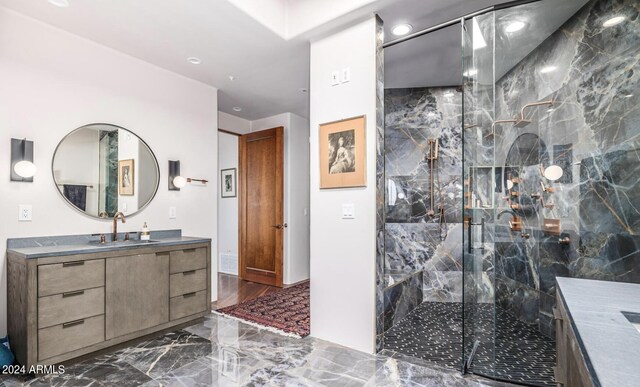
[106,253,169,339]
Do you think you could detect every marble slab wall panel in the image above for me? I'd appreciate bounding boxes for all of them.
[382,86,464,339]
[383,271,424,332]
[493,0,640,338]
[385,87,463,225]
[375,15,386,352]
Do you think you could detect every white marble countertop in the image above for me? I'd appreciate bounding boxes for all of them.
[557,277,640,387]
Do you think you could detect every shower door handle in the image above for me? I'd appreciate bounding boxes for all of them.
[468,217,485,254]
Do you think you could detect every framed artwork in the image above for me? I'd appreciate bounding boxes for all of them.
[221,168,237,198]
[319,115,366,189]
[118,159,134,196]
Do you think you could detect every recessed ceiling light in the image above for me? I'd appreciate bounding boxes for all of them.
[464,68,478,77]
[233,107,242,112]
[187,57,201,65]
[505,21,526,33]
[48,0,70,7]
[392,24,413,36]
[540,65,557,74]
[228,75,235,81]
[603,16,625,27]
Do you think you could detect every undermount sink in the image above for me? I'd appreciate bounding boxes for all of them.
[90,240,161,247]
[622,311,640,334]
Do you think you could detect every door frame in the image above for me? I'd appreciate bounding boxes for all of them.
[238,127,284,287]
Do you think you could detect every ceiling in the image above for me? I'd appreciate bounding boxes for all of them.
[382,0,590,89]
[0,0,590,119]
[0,0,311,120]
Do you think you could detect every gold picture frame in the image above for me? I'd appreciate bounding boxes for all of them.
[319,115,366,189]
[118,159,135,196]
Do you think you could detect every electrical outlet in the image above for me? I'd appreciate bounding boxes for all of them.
[19,205,32,222]
[341,67,351,83]
[331,71,340,86]
[169,206,177,219]
[342,203,355,219]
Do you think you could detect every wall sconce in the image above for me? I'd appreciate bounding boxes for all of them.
[11,138,37,182]
[168,160,208,190]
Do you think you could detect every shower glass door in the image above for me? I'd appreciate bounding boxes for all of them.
[462,11,497,378]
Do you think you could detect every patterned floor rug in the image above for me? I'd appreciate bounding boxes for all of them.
[215,281,310,338]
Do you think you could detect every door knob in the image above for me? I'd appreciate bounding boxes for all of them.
[272,224,283,229]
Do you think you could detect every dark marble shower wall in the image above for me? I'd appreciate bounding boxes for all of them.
[493,0,640,337]
[382,87,464,333]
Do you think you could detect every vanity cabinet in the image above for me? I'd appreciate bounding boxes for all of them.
[106,253,169,339]
[554,289,595,387]
[7,242,210,368]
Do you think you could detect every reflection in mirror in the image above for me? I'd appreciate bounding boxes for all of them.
[52,124,159,219]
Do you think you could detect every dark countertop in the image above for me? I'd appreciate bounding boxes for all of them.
[557,277,640,387]
[7,230,211,259]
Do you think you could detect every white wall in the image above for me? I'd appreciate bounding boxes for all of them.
[0,8,219,336]
[309,17,378,353]
[251,113,310,285]
[217,132,239,275]
[219,111,251,134]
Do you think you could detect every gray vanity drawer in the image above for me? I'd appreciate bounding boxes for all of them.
[170,269,207,298]
[38,315,104,361]
[38,259,105,297]
[169,248,206,274]
[38,287,105,329]
[170,290,207,320]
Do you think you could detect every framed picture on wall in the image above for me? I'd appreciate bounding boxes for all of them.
[319,115,366,189]
[118,159,135,196]
[221,168,237,198]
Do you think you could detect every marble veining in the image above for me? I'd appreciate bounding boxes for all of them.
[490,0,640,338]
[0,314,515,387]
[375,14,386,352]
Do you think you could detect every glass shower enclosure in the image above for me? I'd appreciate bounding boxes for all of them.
[461,0,639,385]
[379,0,639,386]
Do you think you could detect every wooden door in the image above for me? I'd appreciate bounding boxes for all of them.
[239,127,284,287]
[105,253,169,339]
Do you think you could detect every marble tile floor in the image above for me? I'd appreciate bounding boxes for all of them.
[383,302,555,387]
[0,313,517,387]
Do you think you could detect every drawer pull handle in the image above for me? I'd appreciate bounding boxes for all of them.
[62,319,85,328]
[183,248,196,253]
[62,261,85,267]
[183,292,197,298]
[62,290,85,298]
[183,270,196,275]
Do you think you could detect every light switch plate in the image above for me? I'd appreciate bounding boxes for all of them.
[342,203,355,219]
[169,206,177,219]
[331,71,340,86]
[19,204,32,221]
[341,67,351,83]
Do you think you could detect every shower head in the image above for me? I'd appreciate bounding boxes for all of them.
[514,119,531,128]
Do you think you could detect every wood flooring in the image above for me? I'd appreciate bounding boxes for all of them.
[213,273,284,309]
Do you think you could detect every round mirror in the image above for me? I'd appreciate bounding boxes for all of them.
[52,124,160,219]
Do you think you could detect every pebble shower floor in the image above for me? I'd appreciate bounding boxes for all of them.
[383,302,556,387]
